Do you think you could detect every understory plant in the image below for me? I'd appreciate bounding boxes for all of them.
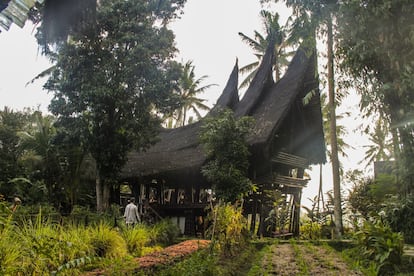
[349,218,404,275]
[88,222,128,258]
[300,219,322,240]
[158,249,220,276]
[383,194,414,243]
[0,200,20,275]
[206,202,249,256]
[149,219,181,246]
[122,224,152,257]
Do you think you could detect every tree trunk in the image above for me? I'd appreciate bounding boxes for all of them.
[274,55,280,82]
[103,181,110,211]
[327,16,343,238]
[96,171,103,212]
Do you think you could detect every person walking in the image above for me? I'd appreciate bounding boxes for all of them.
[124,198,141,226]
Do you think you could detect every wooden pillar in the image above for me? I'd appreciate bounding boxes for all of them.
[257,189,265,237]
[131,180,139,201]
[250,194,257,234]
[297,168,305,178]
[292,189,302,236]
[185,186,192,204]
[184,209,195,235]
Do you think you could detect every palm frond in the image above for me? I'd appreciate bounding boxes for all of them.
[26,65,56,87]
[239,71,257,89]
[238,32,262,51]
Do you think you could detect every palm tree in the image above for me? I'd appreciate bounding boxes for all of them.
[321,93,351,172]
[279,0,344,237]
[18,111,59,203]
[362,118,392,167]
[167,61,216,128]
[238,10,293,88]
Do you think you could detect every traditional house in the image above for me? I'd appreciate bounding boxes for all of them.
[121,39,326,236]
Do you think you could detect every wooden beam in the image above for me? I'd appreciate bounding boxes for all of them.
[273,175,309,188]
[271,152,309,168]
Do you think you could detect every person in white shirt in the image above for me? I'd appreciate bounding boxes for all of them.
[124,198,141,226]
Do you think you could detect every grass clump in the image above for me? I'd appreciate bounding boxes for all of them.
[88,222,128,258]
[157,249,220,276]
[122,224,151,257]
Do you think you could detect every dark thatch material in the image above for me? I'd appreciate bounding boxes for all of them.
[122,60,240,179]
[246,47,326,164]
[121,41,325,180]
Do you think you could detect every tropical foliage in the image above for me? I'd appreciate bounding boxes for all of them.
[349,219,404,275]
[0,206,181,275]
[337,0,414,196]
[164,60,216,128]
[263,0,344,237]
[200,109,254,203]
[43,0,185,211]
[206,202,249,257]
[238,10,292,88]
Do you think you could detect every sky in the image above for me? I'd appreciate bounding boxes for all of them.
[0,22,51,111]
[0,0,372,208]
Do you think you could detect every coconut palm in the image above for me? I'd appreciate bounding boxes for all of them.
[362,118,393,167]
[321,93,351,169]
[276,0,344,237]
[18,112,59,203]
[168,61,216,128]
[238,10,293,88]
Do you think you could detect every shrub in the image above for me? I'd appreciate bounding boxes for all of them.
[150,219,181,246]
[383,195,414,243]
[351,219,404,275]
[206,202,249,256]
[300,220,322,240]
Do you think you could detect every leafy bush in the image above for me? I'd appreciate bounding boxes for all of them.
[88,222,128,258]
[200,109,254,203]
[150,219,181,246]
[383,195,414,243]
[206,202,249,256]
[350,219,404,275]
[300,220,322,240]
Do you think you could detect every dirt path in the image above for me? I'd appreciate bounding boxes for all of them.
[260,242,362,276]
[263,243,300,275]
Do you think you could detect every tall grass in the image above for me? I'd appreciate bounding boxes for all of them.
[122,224,151,257]
[0,216,20,275]
[88,221,128,258]
[12,210,95,274]
[0,203,184,275]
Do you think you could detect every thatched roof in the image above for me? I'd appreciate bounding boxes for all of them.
[122,59,240,179]
[121,41,325,180]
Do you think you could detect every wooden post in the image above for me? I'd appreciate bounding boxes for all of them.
[292,189,302,236]
[250,194,257,234]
